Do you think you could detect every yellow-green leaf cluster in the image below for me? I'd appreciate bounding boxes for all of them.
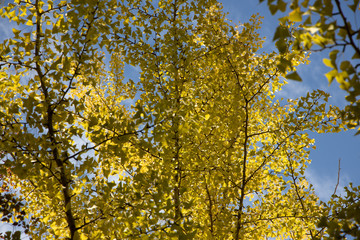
[0,0,346,239]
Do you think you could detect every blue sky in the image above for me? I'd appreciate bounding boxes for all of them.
[219,0,360,200]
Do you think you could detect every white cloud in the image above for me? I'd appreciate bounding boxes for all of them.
[305,167,351,202]
[0,223,30,240]
[276,79,312,99]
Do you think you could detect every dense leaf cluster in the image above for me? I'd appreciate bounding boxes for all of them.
[0,0,347,239]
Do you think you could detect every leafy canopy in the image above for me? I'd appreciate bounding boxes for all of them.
[0,0,344,239]
[260,0,360,134]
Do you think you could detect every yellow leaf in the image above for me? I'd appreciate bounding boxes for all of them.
[323,58,333,68]
[80,233,87,240]
[289,7,302,22]
[25,19,33,26]
[9,10,16,18]
[12,28,21,36]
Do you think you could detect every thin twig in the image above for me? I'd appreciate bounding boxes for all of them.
[333,158,341,196]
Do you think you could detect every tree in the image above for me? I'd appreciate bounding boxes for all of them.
[259,0,360,237]
[259,0,360,134]
[0,0,343,239]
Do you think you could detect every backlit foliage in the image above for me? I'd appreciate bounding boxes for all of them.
[0,0,344,239]
[260,0,360,134]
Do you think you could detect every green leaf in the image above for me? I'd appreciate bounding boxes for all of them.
[286,71,302,81]
[277,0,287,12]
[273,25,290,41]
[330,50,339,62]
[323,0,333,16]
[352,52,360,59]
[269,4,278,15]
[340,61,354,75]
[303,16,312,26]
[275,39,288,54]
[107,182,116,189]
[338,28,347,39]
[277,57,292,73]
[301,0,310,8]
[348,0,360,12]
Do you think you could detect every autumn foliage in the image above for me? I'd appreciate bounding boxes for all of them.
[0,0,346,239]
